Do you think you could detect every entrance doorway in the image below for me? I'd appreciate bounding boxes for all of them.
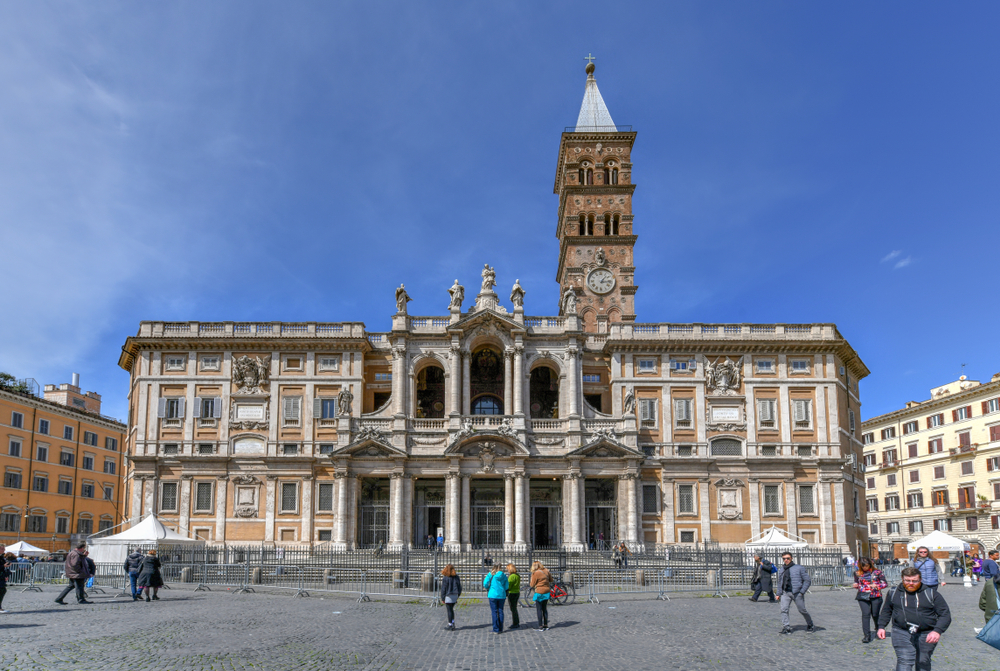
[413,482,445,548]
[585,478,618,549]
[531,506,561,547]
[358,479,389,549]
[470,485,504,548]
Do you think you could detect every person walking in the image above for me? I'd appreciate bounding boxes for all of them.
[978,568,999,631]
[55,542,93,605]
[981,550,1000,582]
[852,558,888,643]
[749,554,776,602]
[0,546,10,614]
[436,532,444,549]
[137,549,163,602]
[123,549,143,601]
[912,546,942,593]
[505,563,521,629]
[877,567,952,670]
[529,561,552,631]
[949,557,962,578]
[439,564,462,630]
[483,564,509,635]
[619,542,630,569]
[776,552,814,634]
[972,554,983,583]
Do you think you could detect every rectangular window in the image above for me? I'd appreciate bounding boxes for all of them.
[953,406,971,421]
[642,485,659,514]
[932,489,949,506]
[318,443,335,455]
[0,512,19,532]
[862,432,874,445]
[282,443,298,455]
[679,530,695,543]
[885,495,900,511]
[56,517,68,534]
[792,399,812,429]
[320,399,337,420]
[677,445,694,457]
[992,425,1000,443]
[198,444,213,455]
[63,425,74,441]
[27,515,46,533]
[318,483,334,511]
[886,473,897,487]
[195,482,213,512]
[36,446,47,462]
[280,482,298,512]
[928,438,943,454]
[903,421,919,435]
[318,356,340,372]
[58,479,72,495]
[967,516,979,531]
[866,477,875,489]
[165,398,182,419]
[81,483,94,498]
[60,451,74,466]
[958,485,976,508]
[958,431,971,447]
[677,484,695,514]
[756,359,774,373]
[98,519,113,533]
[907,443,918,458]
[870,522,878,535]
[104,459,116,474]
[908,492,924,508]
[757,399,777,429]
[4,471,21,488]
[160,482,178,510]
[162,444,179,455]
[103,486,113,500]
[637,358,656,373]
[961,460,974,476]
[82,455,94,470]
[33,475,48,492]
[995,482,1000,500]
[200,355,220,371]
[318,530,333,541]
[850,409,856,433]
[668,358,692,372]
[671,399,691,427]
[934,519,952,532]
[798,485,815,514]
[764,485,781,514]
[760,445,777,457]
[796,445,812,457]
[105,437,118,451]
[8,440,21,457]
[790,359,810,373]
[200,397,216,419]
[985,398,1000,414]
[77,518,93,535]
[864,453,877,467]
[909,469,920,483]
[909,520,924,534]
[165,356,186,371]
[866,498,879,512]
[927,414,943,428]
[374,372,392,382]
[10,411,23,429]
[582,374,601,382]
[881,427,896,440]
[995,516,1000,530]
[882,449,898,466]
[38,419,49,435]
[83,431,97,446]
[640,398,659,426]
[887,521,900,535]
[283,397,302,426]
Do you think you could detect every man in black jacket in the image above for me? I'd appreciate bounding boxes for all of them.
[877,567,951,670]
[749,554,775,603]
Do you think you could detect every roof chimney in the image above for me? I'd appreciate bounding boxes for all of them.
[71,373,80,388]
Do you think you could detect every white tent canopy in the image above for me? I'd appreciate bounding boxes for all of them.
[4,540,49,557]
[745,525,809,549]
[87,514,204,564]
[906,530,972,553]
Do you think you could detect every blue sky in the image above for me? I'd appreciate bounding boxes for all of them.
[1,1,997,422]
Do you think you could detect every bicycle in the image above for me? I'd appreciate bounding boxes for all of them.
[520,578,576,607]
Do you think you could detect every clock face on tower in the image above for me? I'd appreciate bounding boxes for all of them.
[586,268,616,295]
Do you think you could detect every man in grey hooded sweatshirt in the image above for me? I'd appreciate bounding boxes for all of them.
[124,550,144,601]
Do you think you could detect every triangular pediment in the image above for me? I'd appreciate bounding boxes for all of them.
[331,428,407,458]
[568,436,642,458]
[445,432,530,456]
[452,310,520,335]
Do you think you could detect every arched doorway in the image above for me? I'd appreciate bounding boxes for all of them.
[415,365,445,418]
[470,348,503,412]
[530,366,559,418]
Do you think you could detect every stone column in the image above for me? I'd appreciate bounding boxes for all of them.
[179,476,192,536]
[446,474,461,550]
[404,476,415,548]
[566,347,580,417]
[628,475,639,543]
[392,346,405,416]
[503,349,513,415]
[514,473,526,549]
[131,476,144,520]
[699,479,710,543]
[450,345,462,416]
[833,479,847,548]
[389,473,404,549]
[461,475,471,550]
[215,476,228,543]
[265,476,277,543]
[503,474,514,548]
[334,473,349,550]
[301,477,314,544]
[748,479,761,539]
[144,476,157,516]
[818,478,833,545]
[784,479,798,538]
[462,352,471,416]
[661,477,674,544]
[349,476,361,549]
[568,473,582,550]
[513,345,524,415]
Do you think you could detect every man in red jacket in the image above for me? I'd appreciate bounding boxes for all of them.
[55,543,93,605]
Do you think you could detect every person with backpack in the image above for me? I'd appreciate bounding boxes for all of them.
[877,567,951,670]
[852,557,888,643]
[529,561,552,631]
[123,549,143,601]
[749,554,776,603]
[483,564,509,635]
[911,546,942,593]
[439,564,462,630]
[505,563,521,629]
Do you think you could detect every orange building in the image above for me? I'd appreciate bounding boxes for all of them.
[0,375,127,552]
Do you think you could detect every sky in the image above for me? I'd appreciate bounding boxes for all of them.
[0,1,997,423]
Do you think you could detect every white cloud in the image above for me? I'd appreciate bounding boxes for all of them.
[881,250,902,263]
[894,256,913,270]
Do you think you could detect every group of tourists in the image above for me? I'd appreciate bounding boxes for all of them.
[439,560,554,634]
[747,545,1000,669]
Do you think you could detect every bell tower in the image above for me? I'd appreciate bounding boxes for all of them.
[553,60,638,332]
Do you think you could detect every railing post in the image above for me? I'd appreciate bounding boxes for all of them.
[587,571,599,604]
[357,569,370,603]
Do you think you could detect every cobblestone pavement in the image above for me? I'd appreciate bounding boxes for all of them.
[0,583,994,670]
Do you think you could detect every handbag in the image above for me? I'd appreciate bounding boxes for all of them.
[977,582,1000,651]
[855,590,871,601]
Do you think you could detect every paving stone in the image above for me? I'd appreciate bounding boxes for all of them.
[0,584,994,670]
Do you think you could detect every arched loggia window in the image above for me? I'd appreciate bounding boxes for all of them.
[579,213,586,235]
[604,213,612,236]
[612,214,620,235]
[472,396,503,415]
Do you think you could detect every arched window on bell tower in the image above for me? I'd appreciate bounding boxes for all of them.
[603,168,610,184]
[603,213,612,236]
[586,168,593,185]
[578,213,586,235]
[612,214,620,235]
[587,214,594,236]
[578,168,584,185]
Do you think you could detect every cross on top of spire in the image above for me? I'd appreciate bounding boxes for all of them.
[584,53,595,65]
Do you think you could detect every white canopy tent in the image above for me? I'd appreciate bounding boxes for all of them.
[906,530,972,553]
[745,526,809,550]
[4,540,49,557]
[87,514,204,564]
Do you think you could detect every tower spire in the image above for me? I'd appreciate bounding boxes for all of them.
[575,59,615,131]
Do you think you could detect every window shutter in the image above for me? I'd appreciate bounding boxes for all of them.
[952,409,958,422]
[669,360,677,370]
[984,401,990,415]
[966,405,972,418]
[213,397,223,419]
[758,400,773,422]
[284,397,301,421]
[673,399,684,421]
[793,400,805,423]
[192,397,202,419]
[177,398,186,418]
[283,397,294,420]
[313,398,322,419]
[157,398,166,418]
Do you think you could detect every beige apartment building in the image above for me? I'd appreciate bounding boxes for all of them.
[0,375,127,552]
[862,373,1000,558]
[117,64,871,553]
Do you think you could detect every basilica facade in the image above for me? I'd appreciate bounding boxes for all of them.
[117,64,870,554]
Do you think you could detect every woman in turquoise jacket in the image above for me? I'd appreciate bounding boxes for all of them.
[483,565,509,634]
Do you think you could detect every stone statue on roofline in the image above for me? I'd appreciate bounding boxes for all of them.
[448,280,464,311]
[395,284,411,314]
[481,264,496,293]
[510,279,525,309]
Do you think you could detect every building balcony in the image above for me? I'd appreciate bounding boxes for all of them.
[949,444,977,456]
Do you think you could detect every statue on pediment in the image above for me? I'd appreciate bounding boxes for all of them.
[448,280,465,310]
[481,264,497,293]
[395,284,412,314]
[510,279,525,309]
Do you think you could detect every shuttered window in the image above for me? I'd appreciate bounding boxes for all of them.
[673,399,691,426]
[195,482,213,512]
[757,399,776,428]
[283,397,302,426]
[764,485,781,514]
[638,399,657,426]
[792,400,811,429]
